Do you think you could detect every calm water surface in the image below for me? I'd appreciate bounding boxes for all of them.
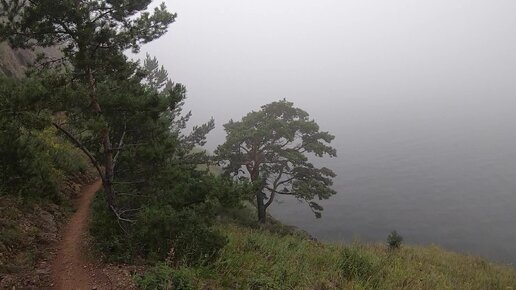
[269,96,516,265]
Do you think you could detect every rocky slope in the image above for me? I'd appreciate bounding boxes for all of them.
[0,42,61,78]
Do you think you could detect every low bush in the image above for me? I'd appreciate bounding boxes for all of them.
[387,230,403,250]
[90,194,227,265]
[0,124,59,201]
[133,207,227,265]
[0,116,89,202]
[89,194,133,262]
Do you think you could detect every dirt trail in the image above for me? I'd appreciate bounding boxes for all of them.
[51,180,112,290]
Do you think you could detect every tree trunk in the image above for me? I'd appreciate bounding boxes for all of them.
[256,190,266,223]
[251,170,266,223]
[102,129,115,208]
[87,67,115,209]
[249,145,266,223]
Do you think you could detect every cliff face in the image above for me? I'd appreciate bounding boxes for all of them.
[0,42,61,78]
[0,42,35,78]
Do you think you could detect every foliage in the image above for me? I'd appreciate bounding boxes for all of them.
[0,76,88,201]
[1,1,175,54]
[3,0,233,265]
[1,0,178,210]
[133,207,227,265]
[387,230,403,250]
[142,223,516,290]
[216,99,337,222]
[90,173,243,264]
[1,0,243,274]
[86,54,239,263]
[135,264,194,290]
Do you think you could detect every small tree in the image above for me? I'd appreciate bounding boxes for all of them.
[387,230,403,250]
[216,99,337,223]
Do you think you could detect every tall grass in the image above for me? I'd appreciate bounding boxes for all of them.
[138,223,516,290]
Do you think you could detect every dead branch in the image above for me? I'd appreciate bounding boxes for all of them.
[113,122,127,168]
[110,205,136,224]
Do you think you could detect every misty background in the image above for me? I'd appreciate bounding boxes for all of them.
[136,0,516,264]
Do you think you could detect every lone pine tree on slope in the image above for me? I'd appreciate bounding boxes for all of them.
[216,99,337,223]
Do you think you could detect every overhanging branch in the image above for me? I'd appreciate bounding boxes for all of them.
[52,122,105,183]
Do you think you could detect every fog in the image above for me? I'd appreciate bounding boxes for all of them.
[137,0,516,264]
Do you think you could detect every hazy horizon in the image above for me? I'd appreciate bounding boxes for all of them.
[137,0,516,146]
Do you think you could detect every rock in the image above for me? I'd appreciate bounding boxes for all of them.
[37,209,57,233]
[38,233,58,244]
[36,268,50,275]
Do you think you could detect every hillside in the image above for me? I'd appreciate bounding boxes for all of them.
[137,221,516,289]
[0,42,61,78]
[0,42,33,77]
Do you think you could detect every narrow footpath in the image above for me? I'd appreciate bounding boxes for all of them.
[51,180,112,290]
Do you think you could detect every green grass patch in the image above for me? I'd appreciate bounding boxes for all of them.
[136,222,516,290]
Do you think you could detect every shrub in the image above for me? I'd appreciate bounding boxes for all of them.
[387,230,403,250]
[36,127,89,176]
[89,193,133,262]
[0,76,61,201]
[339,246,382,287]
[134,207,227,265]
[135,263,194,290]
[90,194,227,265]
[0,115,89,202]
[0,124,59,201]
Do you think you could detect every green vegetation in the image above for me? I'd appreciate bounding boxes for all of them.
[216,99,338,223]
[2,2,516,290]
[137,222,516,290]
[0,77,89,201]
[2,0,236,269]
[0,104,93,287]
[89,173,246,264]
[387,230,403,251]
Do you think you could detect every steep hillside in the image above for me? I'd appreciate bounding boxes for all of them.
[0,42,34,77]
[137,223,516,290]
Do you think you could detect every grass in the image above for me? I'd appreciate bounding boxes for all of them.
[138,222,516,290]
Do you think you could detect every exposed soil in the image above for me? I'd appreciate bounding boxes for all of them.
[0,173,96,289]
[51,181,140,290]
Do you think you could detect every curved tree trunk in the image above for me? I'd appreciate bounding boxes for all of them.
[87,67,115,209]
[256,190,266,223]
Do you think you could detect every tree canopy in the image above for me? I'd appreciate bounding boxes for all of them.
[216,99,337,222]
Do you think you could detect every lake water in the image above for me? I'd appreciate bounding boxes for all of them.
[269,95,516,265]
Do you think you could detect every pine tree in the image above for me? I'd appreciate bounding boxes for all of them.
[1,0,175,212]
[216,99,337,223]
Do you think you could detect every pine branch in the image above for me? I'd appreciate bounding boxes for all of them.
[52,121,105,183]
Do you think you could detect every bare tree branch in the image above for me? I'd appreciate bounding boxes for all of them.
[52,121,105,183]
[265,165,284,209]
[265,187,296,196]
[113,122,127,167]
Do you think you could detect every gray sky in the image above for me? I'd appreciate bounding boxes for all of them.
[136,0,516,150]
